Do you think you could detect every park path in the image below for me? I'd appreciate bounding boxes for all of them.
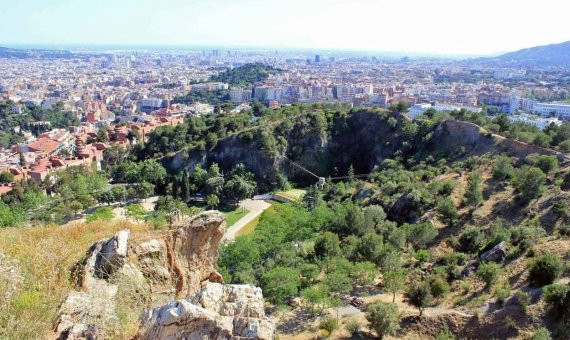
[223,199,272,241]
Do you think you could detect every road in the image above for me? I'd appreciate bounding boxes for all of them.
[223,199,272,241]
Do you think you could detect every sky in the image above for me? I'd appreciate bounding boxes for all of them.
[1,0,569,56]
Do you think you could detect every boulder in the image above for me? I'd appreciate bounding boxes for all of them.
[479,242,507,263]
[137,282,275,340]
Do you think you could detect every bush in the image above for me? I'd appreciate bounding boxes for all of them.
[476,262,502,288]
[542,283,570,320]
[405,281,433,315]
[435,326,456,340]
[529,254,562,286]
[493,156,514,180]
[515,290,531,313]
[365,302,400,339]
[319,316,338,334]
[457,227,485,253]
[344,318,361,337]
[436,197,459,226]
[85,207,114,222]
[531,327,552,340]
[495,288,510,305]
[429,275,450,300]
[512,166,546,201]
[535,155,559,174]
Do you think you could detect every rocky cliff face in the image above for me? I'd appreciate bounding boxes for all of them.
[54,211,274,340]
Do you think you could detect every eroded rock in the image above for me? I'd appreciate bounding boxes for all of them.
[54,211,275,340]
[480,242,507,263]
[137,282,275,340]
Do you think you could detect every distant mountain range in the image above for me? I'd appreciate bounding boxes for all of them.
[484,41,570,67]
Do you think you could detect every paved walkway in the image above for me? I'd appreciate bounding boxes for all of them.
[223,199,272,241]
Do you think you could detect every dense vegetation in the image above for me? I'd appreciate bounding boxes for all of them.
[0,100,80,148]
[209,63,279,86]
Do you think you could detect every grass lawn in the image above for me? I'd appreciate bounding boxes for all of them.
[235,201,280,237]
[275,188,306,201]
[218,205,249,227]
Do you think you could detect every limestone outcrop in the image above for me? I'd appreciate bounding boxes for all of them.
[137,283,275,340]
[54,211,275,340]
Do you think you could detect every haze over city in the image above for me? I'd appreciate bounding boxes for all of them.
[1,0,570,55]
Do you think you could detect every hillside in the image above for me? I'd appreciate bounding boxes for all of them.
[486,41,570,67]
[1,105,570,339]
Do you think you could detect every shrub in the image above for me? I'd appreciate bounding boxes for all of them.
[319,316,338,334]
[529,254,562,286]
[464,172,484,209]
[495,288,510,305]
[435,326,456,340]
[476,262,502,288]
[429,275,450,300]
[542,283,570,320]
[405,281,433,315]
[535,155,559,174]
[515,290,531,313]
[531,327,552,340]
[512,166,546,201]
[436,197,459,226]
[344,318,361,337]
[365,302,400,339]
[493,155,514,180]
[457,227,485,253]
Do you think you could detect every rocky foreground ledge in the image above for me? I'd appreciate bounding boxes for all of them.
[54,211,275,340]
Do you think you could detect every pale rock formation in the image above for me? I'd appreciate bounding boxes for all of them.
[54,211,275,340]
[137,282,275,340]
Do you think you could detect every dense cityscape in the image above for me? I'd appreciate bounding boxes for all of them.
[1,48,569,195]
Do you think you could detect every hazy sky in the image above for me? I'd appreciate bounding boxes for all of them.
[1,0,569,55]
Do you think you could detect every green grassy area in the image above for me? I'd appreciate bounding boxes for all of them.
[218,205,249,227]
[235,202,280,237]
[275,188,306,201]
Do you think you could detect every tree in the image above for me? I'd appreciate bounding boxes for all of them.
[302,185,321,211]
[529,253,562,287]
[97,126,109,142]
[134,181,155,200]
[464,172,484,210]
[477,262,502,288]
[493,155,514,180]
[365,302,400,339]
[314,232,341,259]
[436,197,459,226]
[205,176,225,196]
[512,166,546,201]
[351,261,377,286]
[383,270,405,303]
[404,222,438,248]
[19,152,26,167]
[0,171,14,184]
[301,284,331,313]
[139,159,167,185]
[457,227,485,253]
[207,194,220,208]
[405,281,432,315]
[261,267,300,305]
[111,185,127,204]
[223,176,256,203]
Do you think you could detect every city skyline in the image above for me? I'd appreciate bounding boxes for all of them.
[1,0,569,56]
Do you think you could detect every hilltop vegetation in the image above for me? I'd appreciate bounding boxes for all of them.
[210,63,280,86]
